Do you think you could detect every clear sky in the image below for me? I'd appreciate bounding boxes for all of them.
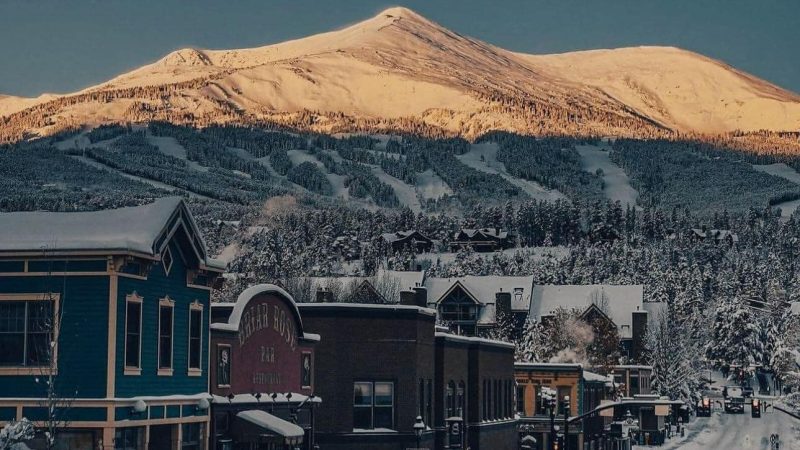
[1,0,798,97]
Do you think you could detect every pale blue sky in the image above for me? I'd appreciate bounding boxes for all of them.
[1,0,798,97]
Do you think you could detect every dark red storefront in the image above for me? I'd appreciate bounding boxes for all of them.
[209,285,320,450]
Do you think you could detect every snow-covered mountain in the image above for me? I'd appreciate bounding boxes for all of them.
[2,6,799,143]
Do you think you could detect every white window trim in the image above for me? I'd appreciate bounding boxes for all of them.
[157,296,175,376]
[0,293,60,376]
[187,300,203,376]
[124,293,143,376]
[162,246,174,276]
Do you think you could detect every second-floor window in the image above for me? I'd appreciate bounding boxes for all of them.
[158,298,174,372]
[124,294,142,371]
[0,299,53,367]
[353,381,394,430]
[439,288,478,322]
[188,304,202,373]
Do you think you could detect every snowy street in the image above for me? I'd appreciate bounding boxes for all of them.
[636,408,800,450]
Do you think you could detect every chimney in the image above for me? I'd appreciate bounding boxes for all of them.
[315,288,333,303]
[413,286,428,308]
[631,310,649,363]
[495,290,512,322]
[400,290,417,306]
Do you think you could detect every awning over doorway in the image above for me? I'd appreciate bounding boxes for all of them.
[234,410,304,445]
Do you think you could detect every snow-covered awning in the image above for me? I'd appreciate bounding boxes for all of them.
[235,410,304,444]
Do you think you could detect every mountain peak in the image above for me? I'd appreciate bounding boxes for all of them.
[376,6,424,20]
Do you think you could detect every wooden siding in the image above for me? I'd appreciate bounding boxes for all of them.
[114,240,210,397]
[0,275,110,398]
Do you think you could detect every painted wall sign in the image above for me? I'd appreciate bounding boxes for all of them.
[211,292,314,395]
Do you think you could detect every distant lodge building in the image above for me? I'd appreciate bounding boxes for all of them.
[687,228,738,246]
[307,273,661,362]
[376,231,434,254]
[209,285,321,450]
[297,302,518,450]
[450,228,514,252]
[0,198,225,450]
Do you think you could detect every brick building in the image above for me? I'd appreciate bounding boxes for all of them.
[296,301,517,450]
[209,285,321,450]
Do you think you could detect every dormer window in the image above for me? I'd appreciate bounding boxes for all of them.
[162,247,173,276]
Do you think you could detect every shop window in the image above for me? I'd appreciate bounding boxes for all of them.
[444,381,454,418]
[124,294,142,373]
[353,381,394,430]
[188,303,203,374]
[158,298,174,374]
[216,344,231,388]
[0,298,54,367]
[181,422,202,450]
[114,427,143,450]
[557,386,571,416]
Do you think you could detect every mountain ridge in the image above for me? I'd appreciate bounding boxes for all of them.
[1,6,798,143]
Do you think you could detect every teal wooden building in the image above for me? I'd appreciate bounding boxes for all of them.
[0,198,225,450]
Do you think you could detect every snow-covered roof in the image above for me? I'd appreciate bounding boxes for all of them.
[297,302,437,316]
[426,276,534,312]
[211,284,304,333]
[235,410,305,439]
[530,285,644,338]
[379,230,430,244]
[434,332,516,350]
[583,370,613,383]
[0,197,225,270]
[456,228,509,240]
[515,362,583,371]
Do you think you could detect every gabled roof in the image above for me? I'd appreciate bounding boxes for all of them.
[379,230,431,244]
[456,228,509,240]
[0,197,225,270]
[530,285,645,338]
[426,276,534,311]
[425,275,534,325]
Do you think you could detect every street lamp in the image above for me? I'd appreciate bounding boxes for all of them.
[413,415,425,449]
[562,396,570,450]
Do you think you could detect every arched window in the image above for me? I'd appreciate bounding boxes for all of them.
[457,381,466,418]
[446,381,456,418]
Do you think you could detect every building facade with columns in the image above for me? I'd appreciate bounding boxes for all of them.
[0,198,224,450]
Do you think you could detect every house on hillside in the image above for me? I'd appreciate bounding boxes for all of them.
[450,228,514,252]
[688,228,739,246]
[425,276,534,336]
[0,198,225,449]
[377,230,434,254]
[529,285,661,362]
